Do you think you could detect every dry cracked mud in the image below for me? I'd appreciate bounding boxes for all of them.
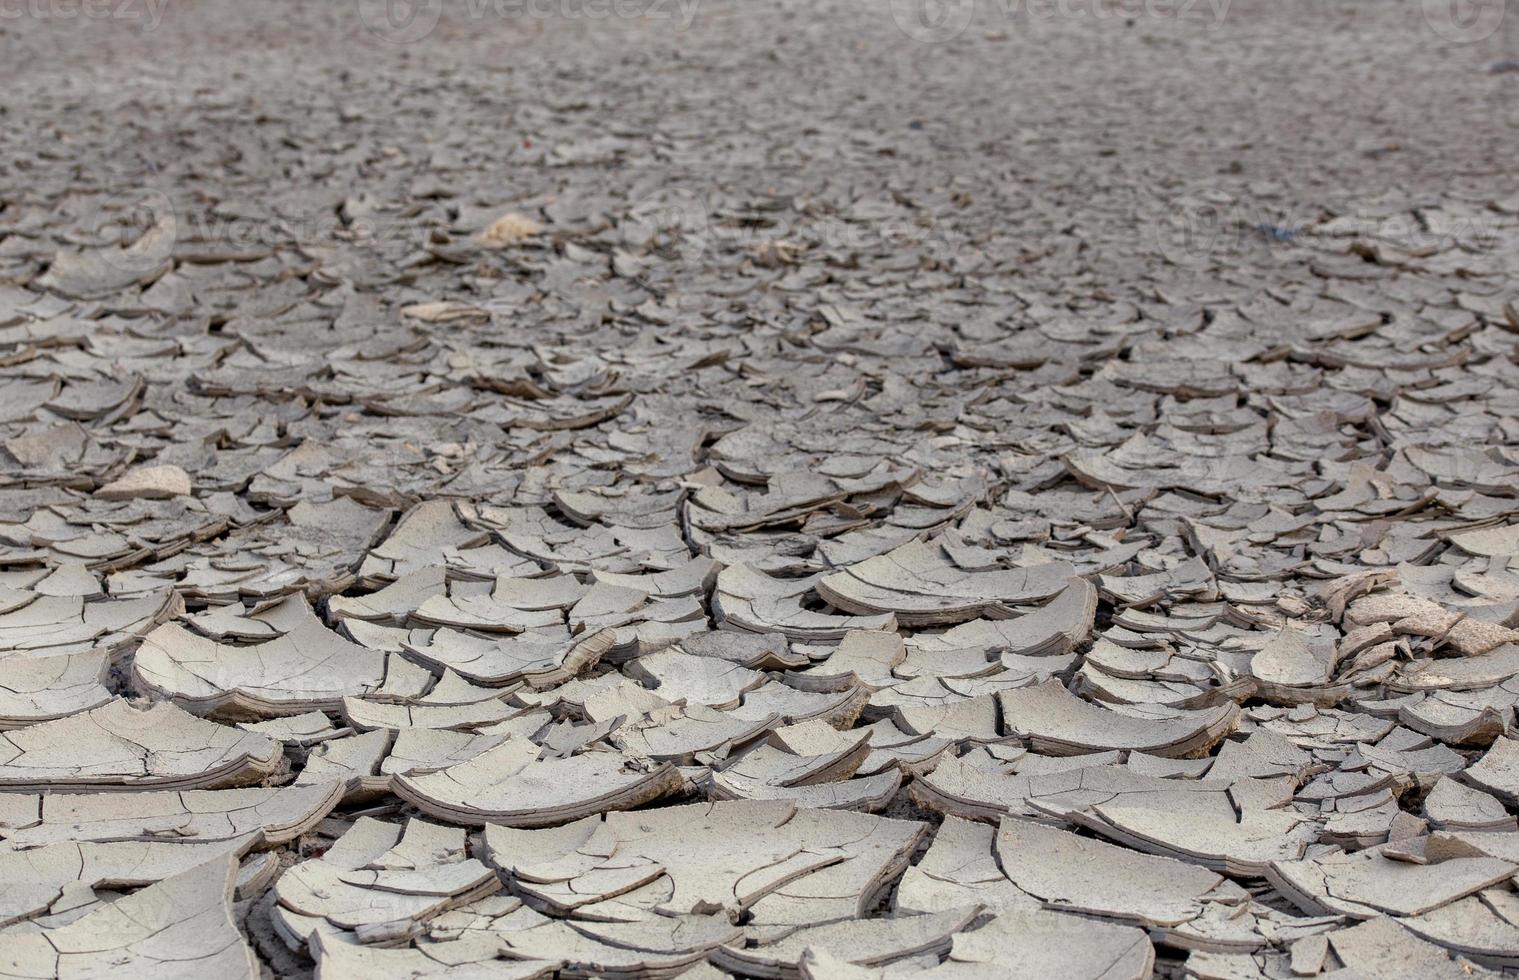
[1,0,1517,976]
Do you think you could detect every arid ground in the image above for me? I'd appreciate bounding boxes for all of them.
[0,0,1517,976]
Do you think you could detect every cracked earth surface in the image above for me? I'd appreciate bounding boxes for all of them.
[1,0,1518,976]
